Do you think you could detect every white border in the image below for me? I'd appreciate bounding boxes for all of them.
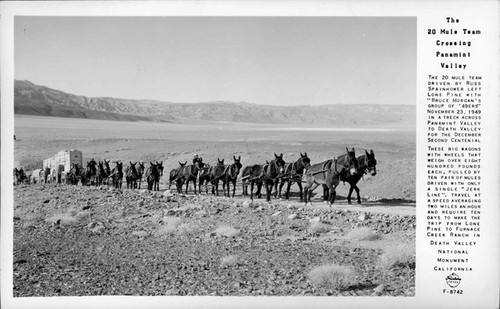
[1,1,499,309]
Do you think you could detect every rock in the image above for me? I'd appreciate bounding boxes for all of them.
[272,211,282,217]
[286,204,294,210]
[309,217,321,223]
[132,230,148,237]
[288,213,298,220]
[43,199,50,204]
[163,190,174,197]
[87,221,105,234]
[242,201,252,208]
[374,284,386,294]
[13,216,21,221]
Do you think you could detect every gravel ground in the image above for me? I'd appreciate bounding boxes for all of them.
[13,184,415,297]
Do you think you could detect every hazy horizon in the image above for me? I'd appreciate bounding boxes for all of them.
[15,17,416,106]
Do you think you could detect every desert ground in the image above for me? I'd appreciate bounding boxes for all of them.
[12,115,416,296]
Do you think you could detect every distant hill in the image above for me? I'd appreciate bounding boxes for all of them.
[14,80,415,127]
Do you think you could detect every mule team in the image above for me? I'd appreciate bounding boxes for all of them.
[14,148,377,206]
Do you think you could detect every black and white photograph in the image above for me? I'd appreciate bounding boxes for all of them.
[10,15,416,297]
[2,1,498,309]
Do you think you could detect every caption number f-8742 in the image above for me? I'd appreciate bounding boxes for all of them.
[443,289,464,294]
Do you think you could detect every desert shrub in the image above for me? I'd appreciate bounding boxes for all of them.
[45,213,79,227]
[214,225,240,238]
[156,216,183,236]
[308,222,330,235]
[308,264,358,290]
[177,223,200,235]
[378,243,415,269]
[346,227,380,241]
[220,255,239,267]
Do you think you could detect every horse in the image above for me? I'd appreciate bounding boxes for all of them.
[125,162,139,189]
[276,152,311,201]
[198,163,212,194]
[169,161,187,190]
[209,158,226,196]
[145,162,160,191]
[177,159,204,194]
[322,149,377,204]
[136,162,145,189]
[111,161,124,189]
[303,148,359,206]
[221,156,242,198]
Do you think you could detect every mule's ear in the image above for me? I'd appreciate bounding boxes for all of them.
[370,149,374,154]
[233,155,236,160]
[346,147,349,152]
[184,161,187,165]
[351,148,355,152]
[300,152,303,157]
[304,152,307,157]
[274,153,278,158]
[365,149,369,155]
[150,162,154,165]
[238,156,241,160]
[280,153,283,158]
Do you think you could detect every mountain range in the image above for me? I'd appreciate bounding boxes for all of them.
[14,80,415,128]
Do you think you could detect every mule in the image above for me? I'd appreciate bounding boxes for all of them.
[209,158,226,196]
[111,161,124,189]
[43,167,51,183]
[136,162,145,189]
[177,159,204,194]
[303,148,359,206]
[322,149,377,204]
[145,162,160,191]
[68,163,83,185]
[198,163,212,194]
[276,152,311,201]
[85,160,98,186]
[261,153,286,202]
[221,156,242,198]
[169,161,187,190]
[125,162,139,189]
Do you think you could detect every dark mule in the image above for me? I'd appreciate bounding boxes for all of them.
[96,161,107,186]
[145,161,161,191]
[276,152,311,201]
[13,168,26,185]
[262,153,286,202]
[85,160,98,186]
[125,162,139,189]
[177,159,204,194]
[303,148,358,206]
[169,161,187,190]
[154,161,164,191]
[198,163,212,194]
[68,163,84,185]
[209,158,226,196]
[221,156,242,198]
[241,164,265,200]
[323,149,377,204]
[43,167,51,183]
[111,161,124,189]
[136,162,145,189]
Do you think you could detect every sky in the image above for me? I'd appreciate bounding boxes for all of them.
[15,17,416,106]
